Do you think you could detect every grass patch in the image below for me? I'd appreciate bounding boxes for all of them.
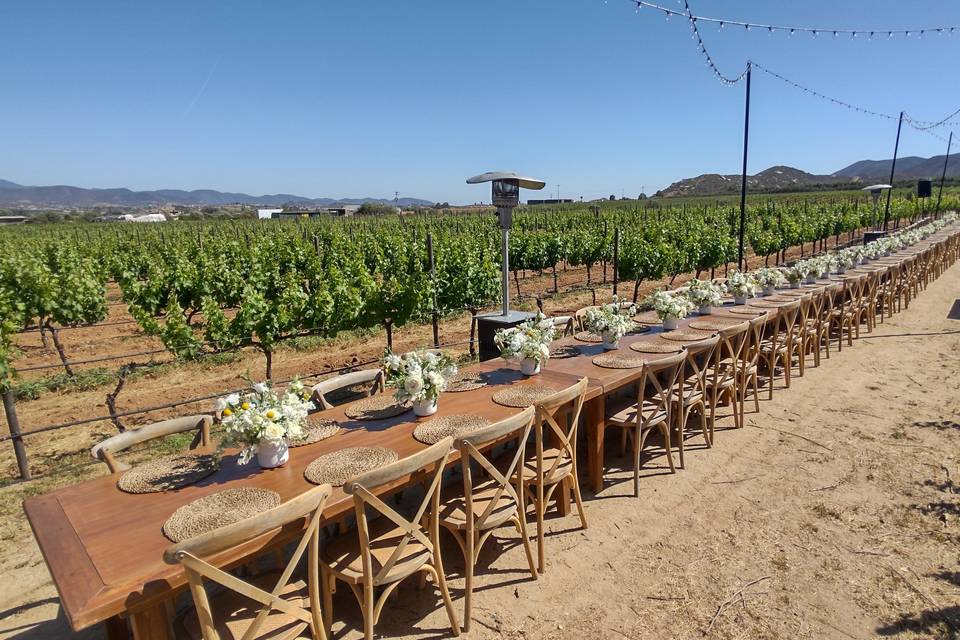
[13,367,117,401]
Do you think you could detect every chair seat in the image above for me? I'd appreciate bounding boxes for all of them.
[605,396,668,427]
[518,447,573,486]
[322,518,431,586]
[439,478,518,530]
[759,340,788,354]
[181,571,310,640]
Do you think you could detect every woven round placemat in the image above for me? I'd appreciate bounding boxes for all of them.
[574,331,603,343]
[447,371,487,393]
[688,319,743,331]
[775,290,807,297]
[626,324,650,335]
[343,395,410,420]
[629,340,683,354]
[118,453,219,494]
[413,414,491,445]
[747,300,786,308]
[724,307,767,316]
[162,487,280,543]
[592,353,647,369]
[289,418,340,448]
[304,447,399,487]
[633,311,661,325]
[491,384,559,408]
[659,330,715,342]
[550,344,582,359]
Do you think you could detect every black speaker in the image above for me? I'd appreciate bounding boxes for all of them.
[918,179,932,198]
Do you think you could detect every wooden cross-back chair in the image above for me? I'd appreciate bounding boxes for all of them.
[319,439,460,640]
[760,299,800,399]
[573,306,595,332]
[606,351,686,498]
[310,369,384,411]
[91,415,212,473]
[670,334,719,467]
[802,289,826,367]
[858,272,881,334]
[816,284,839,362]
[789,293,815,379]
[737,314,769,421]
[828,276,862,352]
[163,484,333,640]
[519,377,588,573]
[704,321,749,437]
[439,406,537,632]
[549,315,575,337]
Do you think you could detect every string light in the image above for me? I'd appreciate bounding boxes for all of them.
[628,0,959,40]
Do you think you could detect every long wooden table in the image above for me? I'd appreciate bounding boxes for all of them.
[23,224,958,639]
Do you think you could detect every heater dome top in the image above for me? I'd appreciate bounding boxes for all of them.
[466,172,546,190]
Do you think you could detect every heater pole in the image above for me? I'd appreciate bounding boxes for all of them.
[737,62,752,271]
[500,217,510,317]
[936,131,953,217]
[883,111,904,231]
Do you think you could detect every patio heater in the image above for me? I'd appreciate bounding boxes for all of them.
[466,171,546,360]
[862,184,892,244]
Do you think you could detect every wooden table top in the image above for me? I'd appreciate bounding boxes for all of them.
[23,225,958,631]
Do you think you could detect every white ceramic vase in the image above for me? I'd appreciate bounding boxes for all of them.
[413,397,438,417]
[257,439,290,469]
[520,358,541,376]
[734,295,747,305]
[698,305,711,315]
[662,316,679,331]
[789,281,800,289]
[762,285,775,296]
[601,331,620,350]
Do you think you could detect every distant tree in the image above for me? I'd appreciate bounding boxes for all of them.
[356,202,398,216]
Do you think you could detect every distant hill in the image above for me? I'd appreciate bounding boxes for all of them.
[0,180,434,208]
[658,154,960,197]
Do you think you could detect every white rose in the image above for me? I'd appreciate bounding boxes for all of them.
[262,421,285,442]
[225,393,240,406]
[252,382,269,394]
[539,344,550,358]
[385,354,401,370]
[404,375,424,396]
[427,371,443,388]
[215,397,229,412]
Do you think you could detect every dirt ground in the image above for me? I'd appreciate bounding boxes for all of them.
[1,236,958,639]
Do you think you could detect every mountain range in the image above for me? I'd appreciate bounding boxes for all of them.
[0,180,434,208]
[656,154,960,197]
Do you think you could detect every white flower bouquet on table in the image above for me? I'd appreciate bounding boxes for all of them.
[643,290,695,332]
[218,378,314,467]
[684,279,724,314]
[495,311,556,376]
[835,249,855,272]
[725,271,757,304]
[782,265,804,288]
[584,298,638,349]
[382,349,457,416]
[753,267,786,295]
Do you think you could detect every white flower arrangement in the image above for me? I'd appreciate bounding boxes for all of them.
[684,279,724,308]
[643,290,695,323]
[752,267,786,289]
[782,265,804,284]
[382,349,457,404]
[218,379,314,464]
[584,298,638,342]
[725,271,757,298]
[495,311,555,364]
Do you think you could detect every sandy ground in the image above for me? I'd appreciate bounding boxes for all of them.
[4,231,956,640]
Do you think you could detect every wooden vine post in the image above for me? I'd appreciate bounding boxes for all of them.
[2,388,30,480]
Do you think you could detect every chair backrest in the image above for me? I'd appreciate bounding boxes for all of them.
[164,484,333,640]
[795,293,814,332]
[573,306,596,331]
[770,299,801,349]
[741,314,769,371]
[344,438,453,586]
[714,320,750,385]
[549,315,575,337]
[92,415,212,473]
[310,369,384,411]
[678,335,720,402]
[453,406,535,532]
[633,351,686,428]
[533,378,588,481]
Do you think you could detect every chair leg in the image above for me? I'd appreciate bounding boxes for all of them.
[362,583,375,640]
[514,492,538,580]
[463,531,475,632]
[570,465,589,529]
[428,561,461,637]
[320,567,334,639]
[536,482,546,573]
[660,424,675,473]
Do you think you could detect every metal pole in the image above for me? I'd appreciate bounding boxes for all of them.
[883,111,904,231]
[3,389,31,480]
[737,62,752,271]
[612,228,620,296]
[501,224,510,317]
[936,131,953,217]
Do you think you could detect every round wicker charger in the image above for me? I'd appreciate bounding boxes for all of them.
[491,384,559,408]
[289,419,340,448]
[688,319,743,331]
[550,345,582,359]
[344,395,410,421]
[413,414,491,445]
[118,452,219,494]
[303,447,399,487]
[447,371,487,393]
[574,331,603,343]
[726,308,767,317]
[633,311,661,325]
[629,340,683,354]
[747,300,786,308]
[162,487,280,543]
[592,353,647,369]
[659,330,715,342]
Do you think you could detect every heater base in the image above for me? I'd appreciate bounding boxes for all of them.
[476,311,535,361]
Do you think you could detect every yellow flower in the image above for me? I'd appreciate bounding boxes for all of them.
[241,402,250,410]
[222,408,233,417]
[265,409,277,420]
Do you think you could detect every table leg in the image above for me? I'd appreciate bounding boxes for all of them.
[585,396,605,494]
[129,600,174,640]
[555,477,571,517]
[104,615,130,640]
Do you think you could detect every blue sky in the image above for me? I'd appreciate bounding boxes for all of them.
[2,1,958,203]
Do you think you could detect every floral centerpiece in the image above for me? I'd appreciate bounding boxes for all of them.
[495,311,556,376]
[834,250,855,273]
[584,298,637,349]
[643,290,695,332]
[753,267,786,295]
[725,271,756,304]
[218,379,313,468]
[382,349,457,416]
[783,265,804,288]
[684,279,724,314]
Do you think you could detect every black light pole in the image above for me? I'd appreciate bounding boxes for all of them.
[737,62,752,271]
[936,131,953,217]
[883,111,904,232]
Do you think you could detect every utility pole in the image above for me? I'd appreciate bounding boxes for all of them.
[737,61,752,271]
[936,131,953,217]
[883,111,904,232]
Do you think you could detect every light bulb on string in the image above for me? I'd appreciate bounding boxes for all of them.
[789,28,795,37]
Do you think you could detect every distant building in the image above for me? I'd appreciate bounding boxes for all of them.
[0,216,28,225]
[526,199,573,205]
[257,208,283,220]
[258,206,359,219]
[120,213,167,223]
